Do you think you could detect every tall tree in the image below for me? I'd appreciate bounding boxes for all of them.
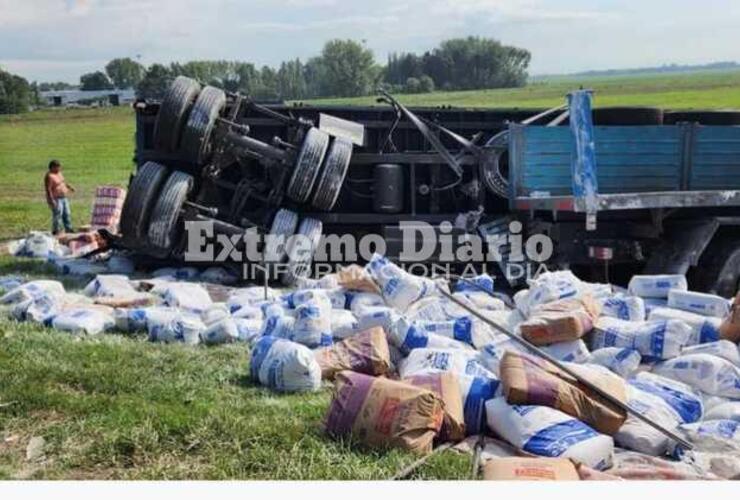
[105,58,144,89]
[0,67,33,114]
[80,71,114,91]
[319,39,375,97]
[277,59,307,99]
[136,64,173,99]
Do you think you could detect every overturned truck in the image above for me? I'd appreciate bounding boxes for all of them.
[118,76,740,294]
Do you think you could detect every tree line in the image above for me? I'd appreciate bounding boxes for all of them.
[0,37,531,114]
[90,37,530,100]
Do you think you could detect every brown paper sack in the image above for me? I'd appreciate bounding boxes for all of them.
[520,295,601,346]
[500,351,627,435]
[325,371,444,454]
[336,264,381,294]
[314,327,391,380]
[483,457,580,481]
[403,372,465,441]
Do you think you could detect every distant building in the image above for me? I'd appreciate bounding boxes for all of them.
[39,88,136,107]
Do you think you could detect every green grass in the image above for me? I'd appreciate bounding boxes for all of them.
[306,69,740,109]
[0,256,471,480]
[0,107,135,240]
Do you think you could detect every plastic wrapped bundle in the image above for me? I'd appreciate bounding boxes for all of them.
[600,293,645,321]
[366,253,436,312]
[682,340,740,366]
[330,309,360,339]
[591,317,691,360]
[250,336,321,392]
[159,282,213,314]
[654,353,740,398]
[147,311,204,344]
[587,347,641,378]
[485,397,614,470]
[201,317,239,345]
[648,306,721,345]
[398,347,492,380]
[706,402,740,422]
[667,289,730,318]
[540,339,590,364]
[628,274,687,299]
[517,270,584,317]
[52,307,114,335]
[389,318,473,355]
[292,300,333,348]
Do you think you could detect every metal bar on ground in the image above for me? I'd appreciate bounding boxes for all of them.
[390,442,455,480]
[435,284,694,450]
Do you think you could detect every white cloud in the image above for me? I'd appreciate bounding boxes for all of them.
[0,0,738,82]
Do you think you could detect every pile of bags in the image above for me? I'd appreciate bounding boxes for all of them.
[4,252,740,480]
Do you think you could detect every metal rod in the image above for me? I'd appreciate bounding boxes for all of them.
[521,104,568,125]
[224,131,289,163]
[390,442,455,480]
[548,111,570,126]
[435,283,694,450]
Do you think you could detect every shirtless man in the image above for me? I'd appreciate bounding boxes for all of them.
[44,159,75,235]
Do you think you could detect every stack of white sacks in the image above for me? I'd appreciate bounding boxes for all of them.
[3,255,740,477]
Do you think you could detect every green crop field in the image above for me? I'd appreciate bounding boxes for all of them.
[1,68,740,479]
[308,69,740,109]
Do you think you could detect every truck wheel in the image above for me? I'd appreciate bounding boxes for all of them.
[281,217,323,286]
[180,85,226,166]
[120,161,169,246]
[153,76,201,152]
[592,107,663,125]
[287,128,329,203]
[147,171,194,257]
[311,138,352,211]
[664,111,740,126]
[264,209,299,263]
[692,235,740,298]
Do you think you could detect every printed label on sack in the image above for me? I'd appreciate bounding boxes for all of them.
[375,397,401,435]
[523,419,598,457]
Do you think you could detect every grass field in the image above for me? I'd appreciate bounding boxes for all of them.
[0,256,470,479]
[1,68,740,479]
[310,69,740,109]
[0,107,134,240]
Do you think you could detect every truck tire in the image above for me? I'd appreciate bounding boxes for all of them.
[264,208,299,263]
[180,85,226,166]
[287,128,329,203]
[282,217,323,286]
[147,171,194,257]
[664,111,740,126]
[592,107,664,125]
[691,235,740,298]
[120,161,169,246]
[311,138,352,211]
[153,76,201,152]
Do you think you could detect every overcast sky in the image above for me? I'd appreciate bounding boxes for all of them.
[1,0,740,83]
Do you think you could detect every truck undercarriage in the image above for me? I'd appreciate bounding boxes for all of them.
[118,76,740,295]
